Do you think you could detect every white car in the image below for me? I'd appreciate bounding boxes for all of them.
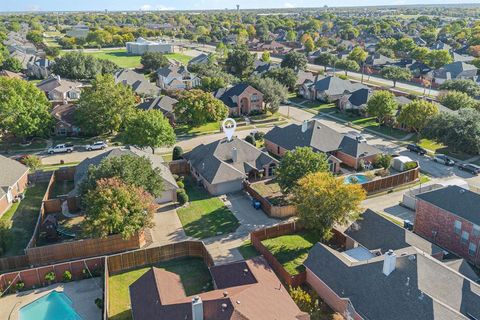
[433,154,455,166]
[47,144,74,154]
[85,141,107,151]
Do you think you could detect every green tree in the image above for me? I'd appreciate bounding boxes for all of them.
[2,57,22,72]
[175,89,228,126]
[439,79,480,97]
[83,178,156,240]
[304,38,315,53]
[380,66,412,87]
[261,50,271,63]
[80,154,165,198]
[286,30,297,42]
[314,53,338,72]
[426,50,453,69]
[23,155,42,171]
[263,68,298,91]
[411,47,430,63]
[397,100,439,134]
[52,51,119,80]
[226,46,255,78]
[281,51,308,71]
[75,74,136,135]
[141,52,169,72]
[0,78,53,140]
[124,110,176,154]
[292,172,366,239]
[26,30,43,44]
[200,76,228,92]
[374,154,392,170]
[348,47,368,82]
[45,46,60,58]
[366,90,398,125]
[248,76,288,113]
[336,58,359,76]
[277,146,329,194]
[439,90,479,110]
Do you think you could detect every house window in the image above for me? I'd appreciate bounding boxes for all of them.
[454,220,462,235]
[251,94,259,102]
[473,225,480,237]
[461,231,469,244]
[58,128,67,136]
[469,242,477,256]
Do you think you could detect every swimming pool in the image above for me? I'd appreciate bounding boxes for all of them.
[344,174,370,184]
[19,291,82,320]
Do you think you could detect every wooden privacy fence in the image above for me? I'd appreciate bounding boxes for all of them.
[0,256,104,294]
[0,255,29,273]
[169,159,190,175]
[244,182,297,219]
[25,231,145,266]
[107,241,214,275]
[361,167,420,195]
[250,222,306,287]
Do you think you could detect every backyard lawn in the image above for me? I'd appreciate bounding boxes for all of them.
[261,231,320,275]
[0,182,49,257]
[108,257,213,320]
[238,240,260,260]
[177,178,239,239]
[49,180,75,198]
[73,49,192,68]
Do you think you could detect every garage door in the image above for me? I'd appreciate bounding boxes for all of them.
[155,190,174,204]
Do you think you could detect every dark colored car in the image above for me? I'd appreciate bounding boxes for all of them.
[458,163,480,175]
[406,144,427,155]
[13,154,29,164]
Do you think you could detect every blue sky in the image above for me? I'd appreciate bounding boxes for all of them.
[2,0,476,12]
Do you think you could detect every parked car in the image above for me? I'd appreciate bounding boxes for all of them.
[85,141,107,151]
[433,154,455,166]
[47,144,74,154]
[458,163,480,175]
[13,154,29,164]
[348,132,367,143]
[406,144,427,155]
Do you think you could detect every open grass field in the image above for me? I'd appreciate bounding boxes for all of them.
[0,182,49,257]
[261,231,320,275]
[177,178,239,239]
[108,257,213,320]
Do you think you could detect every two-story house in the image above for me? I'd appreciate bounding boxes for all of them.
[156,64,200,91]
[214,84,264,116]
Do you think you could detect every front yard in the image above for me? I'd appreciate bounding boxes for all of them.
[261,231,320,275]
[108,257,213,320]
[0,182,49,257]
[177,178,239,239]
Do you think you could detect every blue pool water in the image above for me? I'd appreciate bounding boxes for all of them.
[344,174,369,184]
[19,291,82,320]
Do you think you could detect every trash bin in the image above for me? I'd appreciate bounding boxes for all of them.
[252,200,261,210]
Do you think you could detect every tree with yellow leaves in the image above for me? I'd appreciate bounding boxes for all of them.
[292,172,366,239]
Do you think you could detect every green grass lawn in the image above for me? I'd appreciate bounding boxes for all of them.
[238,240,260,260]
[304,102,336,113]
[177,178,239,239]
[261,231,320,275]
[49,180,75,198]
[108,257,213,320]
[73,49,192,69]
[0,139,47,152]
[38,162,80,172]
[0,182,49,257]
[175,121,221,136]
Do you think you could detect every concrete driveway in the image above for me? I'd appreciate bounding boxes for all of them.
[148,204,189,246]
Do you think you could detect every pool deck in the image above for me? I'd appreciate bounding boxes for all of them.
[0,277,102,320]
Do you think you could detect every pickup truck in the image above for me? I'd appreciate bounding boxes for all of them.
[47,144,74,154]
[85,141,107,151]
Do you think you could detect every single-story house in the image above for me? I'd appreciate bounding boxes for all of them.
[433,61,478,85]
[37,76,83,102]
[114,69,161,97]
[365,53,396,72]
[300,76,366,102]
[214,84,264,116]
[129,257,309,320]
[50,103,81,136]
[264,120,381,171]
[184,137,278,196]
[137,96,178,125]
[71,148,178,204]
[0,155,29,217]
[188,53,210,67]
[337,87,372,113]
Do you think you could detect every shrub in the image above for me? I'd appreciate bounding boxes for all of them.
[338,74,348,80]
[358,159,366,171]
[95,298,104,309]
[249,109,264,116]
[23,155,42,171]
[245,135,256,145]
[44,271,56,283]
[0,220,11,256]
[404,161,418,170]
[172,146,184,160]
[374,154,392,170]
[177,191,189,205]
[177,181,185,189]
[15,281,25,291]
[63,270,72,282]
[254,131,265,141]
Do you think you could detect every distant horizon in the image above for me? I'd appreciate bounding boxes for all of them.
[1,0,479,13]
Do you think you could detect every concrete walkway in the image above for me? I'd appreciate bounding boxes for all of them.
[148,204,189,246]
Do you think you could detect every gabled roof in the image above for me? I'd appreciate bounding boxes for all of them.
[344,209,442,255]
[0,155,29,193]
[416,185,480,225]
[188,53,209,65]
[313,76,365,97]
[305,243,480,320]
[37,76,81,94]
[184,138,277,185]
[50,103,78,127]
[114,69,160,96]
[366,53,396,66]
[264,120,380,158]
[137,96,178,113]
[157,64,192,79]
[434,61,478,79]
[214,84,260,109]
[344,88,371,107]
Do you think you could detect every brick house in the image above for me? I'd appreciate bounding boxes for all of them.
[214,84,264,116]
[264,120,381,172]
[414,185,480,266]
[0,155,29,217]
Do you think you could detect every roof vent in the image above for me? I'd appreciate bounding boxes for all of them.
[221,303,228,311]
[243,268,249,275]
[223,291,228,298]
[460,188,466,194]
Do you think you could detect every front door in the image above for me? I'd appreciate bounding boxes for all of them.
[240,97,249,115]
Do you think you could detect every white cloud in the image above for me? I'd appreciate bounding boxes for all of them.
[284,2,295,8]
[140,4,175,11]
